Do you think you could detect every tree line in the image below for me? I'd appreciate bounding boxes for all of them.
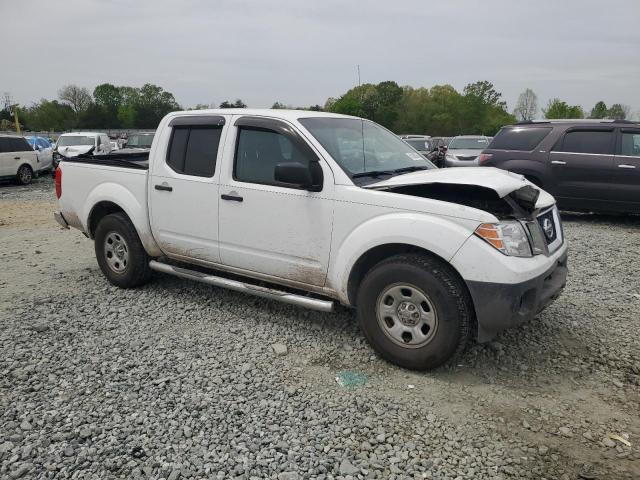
[1,81,633,134]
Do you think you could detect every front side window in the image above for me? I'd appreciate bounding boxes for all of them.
[167,126,222,177]
[620,131,640,157]
[554,130,614,155]
[299,117,434,181]
[37,138,49,148]
[234,127,313,185]
[489,127,552,151]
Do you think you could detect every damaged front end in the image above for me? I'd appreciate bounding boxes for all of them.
[365,171,563,257]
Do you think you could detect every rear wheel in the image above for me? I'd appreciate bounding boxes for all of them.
[356,253,473,370]
[16,165,33,185]
[94,212,151,288]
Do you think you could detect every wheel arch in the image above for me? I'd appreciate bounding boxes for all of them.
[83,183,162,257]
[345,243,473,309]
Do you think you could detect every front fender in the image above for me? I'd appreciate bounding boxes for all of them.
[84,183,162,257]
[327,213,477,304]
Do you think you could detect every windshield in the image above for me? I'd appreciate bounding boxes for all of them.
[299,117,435,180]
[57,135,95,147]
[127,133,154,147]
[406,139,431,151]
[449,137,489,150]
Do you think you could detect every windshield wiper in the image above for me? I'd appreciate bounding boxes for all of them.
[352,165,430,179]
[351,170,395,179]
[392,165,429,174]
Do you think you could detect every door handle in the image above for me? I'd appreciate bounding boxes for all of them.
[618,164,636,169]
[551,160,566,165]
[154,184,173,192]
[14,156,20,160]
[221,194,243,202]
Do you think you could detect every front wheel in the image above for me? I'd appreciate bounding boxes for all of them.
[94,212,152,288]
[357,254,473,370]
[16,165,33,185]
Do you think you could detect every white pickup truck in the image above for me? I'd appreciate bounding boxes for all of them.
[54,109,568,370]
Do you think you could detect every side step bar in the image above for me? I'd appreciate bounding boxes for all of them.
[149,260,334,312]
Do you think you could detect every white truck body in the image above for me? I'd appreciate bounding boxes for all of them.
[55,109,568,368]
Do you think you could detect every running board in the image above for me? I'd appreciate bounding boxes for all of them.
[149,260,334,312]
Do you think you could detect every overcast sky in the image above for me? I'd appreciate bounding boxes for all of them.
[2,0,639,117]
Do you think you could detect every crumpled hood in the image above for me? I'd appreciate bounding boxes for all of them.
[364,167,555,208]
[57,145,93,158]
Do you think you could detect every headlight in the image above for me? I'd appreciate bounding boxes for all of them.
[475,221,532,257]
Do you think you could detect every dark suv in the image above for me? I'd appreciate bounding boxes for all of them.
[479,120,640,213]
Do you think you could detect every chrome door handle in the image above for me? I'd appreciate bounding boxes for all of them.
[551,160,566,165]
[618,164,636,169]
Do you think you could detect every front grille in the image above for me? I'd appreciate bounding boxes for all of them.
[535,207,563,253]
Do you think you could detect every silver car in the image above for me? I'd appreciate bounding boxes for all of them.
[444,135,491,167]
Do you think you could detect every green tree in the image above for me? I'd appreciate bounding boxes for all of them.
[92,83,123,127]
[220,99,247,108]
[463,81,506,108]
[135,83,180,128]
[607,103,630,120]
[21,100,75,131]
[328,81,403,129]
[590,101,608,119]
[543,98,584,119]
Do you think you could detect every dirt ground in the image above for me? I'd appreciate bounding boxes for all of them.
[1,177,639,479]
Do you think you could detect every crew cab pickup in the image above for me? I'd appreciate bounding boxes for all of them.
[54,109,568,370]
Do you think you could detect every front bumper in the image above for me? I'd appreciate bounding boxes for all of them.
[444,158,480,167]
[467,251,568,342]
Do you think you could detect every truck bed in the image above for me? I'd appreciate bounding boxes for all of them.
[63,151,149,170]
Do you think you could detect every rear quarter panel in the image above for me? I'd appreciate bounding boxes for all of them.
[58,162,162,256]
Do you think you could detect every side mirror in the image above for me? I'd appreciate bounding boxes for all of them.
[274,162,322,191]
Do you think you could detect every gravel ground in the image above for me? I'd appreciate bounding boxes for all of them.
[1,177,639,480]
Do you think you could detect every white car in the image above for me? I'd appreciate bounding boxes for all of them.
[25,136,54,172]
[445,135,491,167]
[53,132,112,169]
[0,134,39,184]
[54,109,568,370]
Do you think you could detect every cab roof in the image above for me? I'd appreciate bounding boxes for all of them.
[166,108,359,121]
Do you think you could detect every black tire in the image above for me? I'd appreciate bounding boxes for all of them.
[356,253,473,371]
[16,165,33,185]
[94,212,152,288]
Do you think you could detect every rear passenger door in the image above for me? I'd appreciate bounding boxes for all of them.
[610,129,640,206]
[0,137,13,176]
[149,115,228,264]
[549,128,615,203]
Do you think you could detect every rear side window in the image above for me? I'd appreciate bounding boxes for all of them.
[167,126,222,177]
[7,138,32,152]
[554,130,614,155]
[489,127,552,151]
[0,138,11,153]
